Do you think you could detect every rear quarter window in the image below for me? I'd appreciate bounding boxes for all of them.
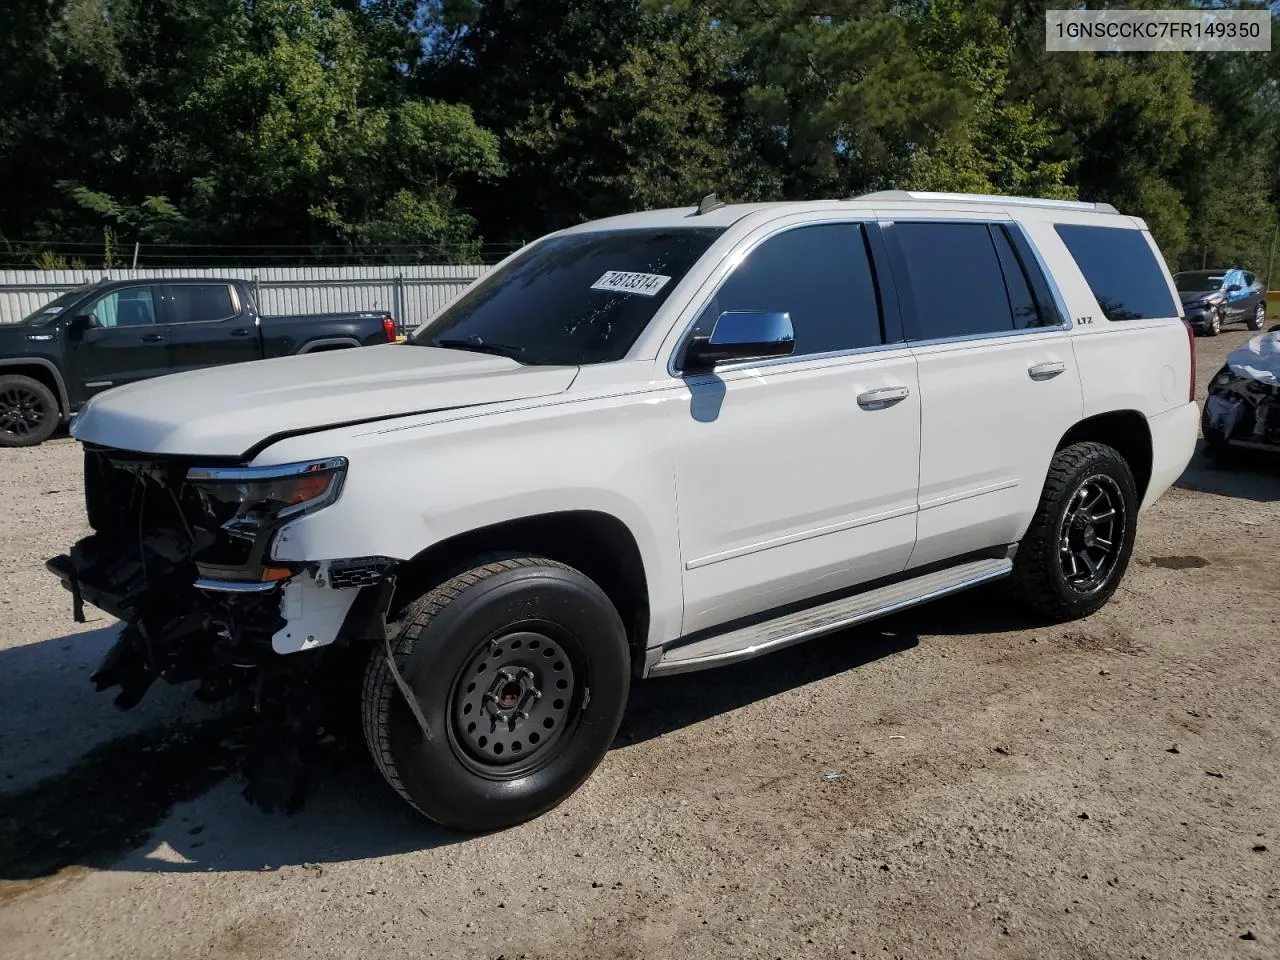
[1054,224,1178,322]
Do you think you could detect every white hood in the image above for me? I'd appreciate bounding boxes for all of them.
[1226,330,1280,385]
[71,344,579,457]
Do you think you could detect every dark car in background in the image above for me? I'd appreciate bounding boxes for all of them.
[1174,267,1267,336]
[0,277,398,446]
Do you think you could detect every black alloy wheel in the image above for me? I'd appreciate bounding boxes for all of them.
[0,375,58,447]
[1057,474,1126,595]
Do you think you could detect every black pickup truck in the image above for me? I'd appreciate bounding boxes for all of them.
[0,277,399,446]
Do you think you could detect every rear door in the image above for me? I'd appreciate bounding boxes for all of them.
[69,285,170,395]
[882,218,1083,570]
[156,283,261,373]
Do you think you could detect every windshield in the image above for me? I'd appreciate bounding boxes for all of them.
[410,227,725,365]
[1174,272,1225,293]
[19,289,85,325]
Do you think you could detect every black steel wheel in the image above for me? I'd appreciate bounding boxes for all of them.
[1011,441,1139,621]
[0,374,59,447]
[361,557,630,832]
[448,627,581,776]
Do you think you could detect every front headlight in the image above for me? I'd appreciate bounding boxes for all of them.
[186,457,347,541]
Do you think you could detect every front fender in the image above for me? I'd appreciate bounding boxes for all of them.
[260,394,686,646]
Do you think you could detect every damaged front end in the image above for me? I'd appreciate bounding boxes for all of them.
[46,445,397,810]
[1204,366,1280,453]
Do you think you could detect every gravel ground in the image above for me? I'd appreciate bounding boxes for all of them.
[1,329,1278,959]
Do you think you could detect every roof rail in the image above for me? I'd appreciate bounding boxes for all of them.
[849,190,1118,215]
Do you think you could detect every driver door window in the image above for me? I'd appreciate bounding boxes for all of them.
[86,287,157,328]
[687,222,886,357]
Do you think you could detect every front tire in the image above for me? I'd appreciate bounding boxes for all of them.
[1207,308,1222,336]
[1011,442,1139,622]
[1248,302,1265,331]
[0,374,59,447]
[361,557,630,832]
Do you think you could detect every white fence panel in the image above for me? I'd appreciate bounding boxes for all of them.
[0,265,492,330]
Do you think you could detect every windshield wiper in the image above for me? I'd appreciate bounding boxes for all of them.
[429,335,528,362]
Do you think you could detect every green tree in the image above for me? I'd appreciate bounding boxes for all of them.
[902,0,1072,198]
[181,0,502,258]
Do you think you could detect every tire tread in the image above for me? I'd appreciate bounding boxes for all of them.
[1010,441,1134,621]
[360,556,575,816]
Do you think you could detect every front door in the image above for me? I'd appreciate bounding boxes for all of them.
[156,282,260,373]
[68,285,171,396]
[667,221,921,635]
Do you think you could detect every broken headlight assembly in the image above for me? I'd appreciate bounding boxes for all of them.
[185,457,347,581]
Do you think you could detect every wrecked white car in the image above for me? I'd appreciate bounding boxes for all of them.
[1203,326,1280,462]
[47,193,1198,832]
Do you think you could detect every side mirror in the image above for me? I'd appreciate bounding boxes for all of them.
[683,311,794,372]
[1226,284,1242,293]
[66,313,94,339]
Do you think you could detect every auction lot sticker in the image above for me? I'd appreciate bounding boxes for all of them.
[591,271,672,297]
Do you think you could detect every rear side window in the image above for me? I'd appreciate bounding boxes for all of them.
[162,284,237,324]
[891,222,1015,339]
[691,223,884,356]
[989,227,1041,330]
[1054,224,1177,321]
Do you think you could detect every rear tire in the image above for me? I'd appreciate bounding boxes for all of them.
[361,557,630,832]
[1011,442,1139,622]
[1248,302,1265,331]
[0,374,59,447]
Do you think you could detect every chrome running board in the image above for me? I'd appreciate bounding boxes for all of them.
[648,557,1012,677]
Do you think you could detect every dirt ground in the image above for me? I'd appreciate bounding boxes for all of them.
[1,329,1277,960]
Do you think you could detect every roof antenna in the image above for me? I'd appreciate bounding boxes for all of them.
[696,193,725,215]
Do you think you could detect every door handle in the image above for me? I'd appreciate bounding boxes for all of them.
[857,386,910,409]
[140,333,166,343]
[230,328,252,337]
[1028,361,1066,381]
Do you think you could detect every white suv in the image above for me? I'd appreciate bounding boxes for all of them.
[49,191,1199,831]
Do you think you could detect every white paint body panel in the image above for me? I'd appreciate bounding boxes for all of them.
[71,343,578,457]
[72,195,1199,655]
[908,331,1083,568]
[272,570,360,654]
[671,349,920,633]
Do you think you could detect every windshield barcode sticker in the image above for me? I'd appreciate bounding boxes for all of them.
[591,271,672,297]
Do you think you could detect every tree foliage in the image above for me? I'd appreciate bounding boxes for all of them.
[0,0,1276,275]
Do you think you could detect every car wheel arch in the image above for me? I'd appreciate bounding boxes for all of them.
[390,509,652,666]
[1055,410,1153,504]
[0,358,70,419]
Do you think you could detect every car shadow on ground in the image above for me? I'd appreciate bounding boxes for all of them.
[1174,441,1280,503]
[0,585,1035,882]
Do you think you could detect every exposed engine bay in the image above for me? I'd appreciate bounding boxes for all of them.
[45,444,398,811]
[1204,330,1280,453]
